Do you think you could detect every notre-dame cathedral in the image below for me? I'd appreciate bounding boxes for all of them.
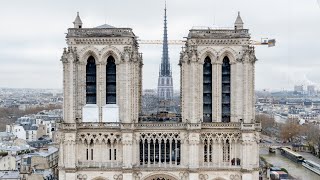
[57,7,261,180]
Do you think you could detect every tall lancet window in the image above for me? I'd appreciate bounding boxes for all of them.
[203,57,212,122]
[222,57,231,122]
[106,56,116,104]
[86,56,97,104]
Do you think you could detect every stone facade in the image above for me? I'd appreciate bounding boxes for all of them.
[180,29,256,123]
[58,12,261,180]
[0,155,16,170]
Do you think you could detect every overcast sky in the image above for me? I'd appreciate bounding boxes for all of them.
[0,0,320,91]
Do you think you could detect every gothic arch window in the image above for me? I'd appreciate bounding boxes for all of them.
[222,56,231,122]
[106,56,116,104]
[223,139,230,162]
[86,56,97,104]
[203,57,212,122]
[166,91,170,99]
[139,135,181,166]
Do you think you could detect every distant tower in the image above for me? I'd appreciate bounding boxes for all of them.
[157,2,174,104]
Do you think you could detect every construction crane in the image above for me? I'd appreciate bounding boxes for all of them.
[250,38,276,47]
[138,40,184,45]
[138,38,276,47]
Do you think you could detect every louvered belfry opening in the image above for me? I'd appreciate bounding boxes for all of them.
[222,57,231,122]
[203,57,212,122]
[86,56,97,104]
[106,56,116,104]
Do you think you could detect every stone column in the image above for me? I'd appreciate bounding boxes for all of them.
[243,60,251,123]
[218,139,221,167]
[199,61,204,121]
[99,61,107,121]
[175,140,178,166]
[64,133,76,169]
[158,139,161,166]
[230,61,237,122]
[122,133,133,168]
[142,139,145,166]
[216,62,222,122]
[188,133,200,168]
[147,139,150,167]
[180,138,187,167]
[236,62,244,121]
[169,139,172,166]
[80,62,86,121]
[134,135,140,166]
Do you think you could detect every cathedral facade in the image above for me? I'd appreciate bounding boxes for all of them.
[58,11,261,180]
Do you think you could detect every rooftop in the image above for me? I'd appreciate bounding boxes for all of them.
[66,27,136,38]
[0,171,20,179]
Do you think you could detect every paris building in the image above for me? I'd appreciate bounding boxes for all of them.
[57,9,261,180]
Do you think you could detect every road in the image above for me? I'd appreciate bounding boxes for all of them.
[260,147,320,180]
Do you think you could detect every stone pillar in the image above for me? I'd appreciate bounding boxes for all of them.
[230,61,237,122]
[147,139,150,167]
[63,133,76,169]
[241,132,255,170]
[188,133,199,168]
[62,56,69,123]
[180,54,192,123]
[236,62,244,121]
[61,48,78,124]
[80,62,86,121]
[122,133,133,168]
[243,60,252,123]
[212,62,219,122]
[216,62,222,122]
[180,138,187,167]
[218,139,221,167]
[248,62,255,122]
[190,61,197,123]
[133,134,140,167]
[99,61,107,121]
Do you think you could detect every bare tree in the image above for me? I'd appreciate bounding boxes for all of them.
[280,121,301,142]
[256,114,276,136]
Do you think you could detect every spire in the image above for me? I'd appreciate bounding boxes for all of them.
[160,0,171,76]
[73,12,83,28]
[234,11,244,30]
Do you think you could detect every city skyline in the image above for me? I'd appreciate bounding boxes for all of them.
[0,0,320,90]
